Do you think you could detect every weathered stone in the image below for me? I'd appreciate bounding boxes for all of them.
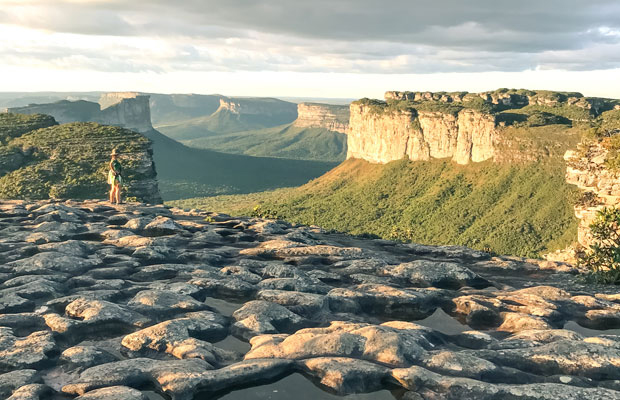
[75,386,148,400]
[382,260,490,289]
[61,358,209,398]
[127,290,207,315]
[245,321,436,367]
[60,346,119,370]
[232,300,307,339]
[497,312,553,333]
[391,365,619,400]
[143,216,184,236]
[0,328,56,371]
[475,339,620,379]
[420,351,500,380]
[257,277,331,294]
[6,383,53,400]
[327,284,448,319]
[8,252,100,275]
[65,298,149,328]
[347,102,496,165]
[452,295,503,329]
[0,313,47,333]
[301,357,389,394]
[121,313,229,363]
[257,290,327,318]
[0,370,41,399]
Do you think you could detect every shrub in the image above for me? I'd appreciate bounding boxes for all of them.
[578,207,620,284]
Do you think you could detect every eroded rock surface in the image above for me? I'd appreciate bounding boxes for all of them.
[0,200,618,399]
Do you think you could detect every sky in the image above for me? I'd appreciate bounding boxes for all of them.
[0,0,619,99]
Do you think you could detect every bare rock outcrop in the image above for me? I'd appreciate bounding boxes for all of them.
[347,101,496,165]
[98,92,142,110]
[293,103,349,133]
[217,96,297,119]
[1,200,619,399]
[564,143,620,248]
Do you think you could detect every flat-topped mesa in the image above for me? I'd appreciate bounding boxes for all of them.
[7,96,153,133]
[217,96,298,117]
[98,92,142,110]
[98,95,153,133]
[293,103,349,133]
[347,99,496,165]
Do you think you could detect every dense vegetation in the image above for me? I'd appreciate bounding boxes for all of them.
[578,207,620,284]
[170,157,578,257]
[0,113,57,144]
[0,120,153,200]
[181,125,347,162]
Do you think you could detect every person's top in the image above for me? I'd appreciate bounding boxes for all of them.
[110,159,122,176]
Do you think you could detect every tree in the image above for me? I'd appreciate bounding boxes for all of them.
[578,207,620,284]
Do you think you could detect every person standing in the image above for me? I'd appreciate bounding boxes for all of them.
[108,149,123,204]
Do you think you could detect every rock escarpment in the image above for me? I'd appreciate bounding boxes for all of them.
[217,96,297,120]
[347,100,496,165]
[1,200,619,400]
[97,92,142,110]
[7,96,153,134]
[562,109,620,250]
[565,143,620,248]
[293,103,349,134]
[350,89,620,166]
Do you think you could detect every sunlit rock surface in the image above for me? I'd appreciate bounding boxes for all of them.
[0,200,619,399]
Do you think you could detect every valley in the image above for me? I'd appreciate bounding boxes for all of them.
[2,88,620,259]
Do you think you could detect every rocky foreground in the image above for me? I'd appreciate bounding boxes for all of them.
[1,201,619,400]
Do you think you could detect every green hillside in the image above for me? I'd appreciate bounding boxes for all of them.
[181,124,347,161]
[171,157,578,258]
[0,113,57,143]
[168,112,588,258]
[143,129,338,201]
[0,115,158,201]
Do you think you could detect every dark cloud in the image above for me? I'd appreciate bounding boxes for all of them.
[1,0,620,73]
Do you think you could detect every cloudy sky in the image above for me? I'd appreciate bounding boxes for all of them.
[1,0,620,98]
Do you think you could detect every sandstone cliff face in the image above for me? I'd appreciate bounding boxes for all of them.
[564,144,620,248]
[218,97,297,118]
[97,96,153,133]
[293,103,349,133]
[98,92,141,109]
[347,103,497,165]
[7,97,153,133]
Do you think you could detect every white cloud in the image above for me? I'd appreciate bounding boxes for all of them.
[0,0,619,96]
